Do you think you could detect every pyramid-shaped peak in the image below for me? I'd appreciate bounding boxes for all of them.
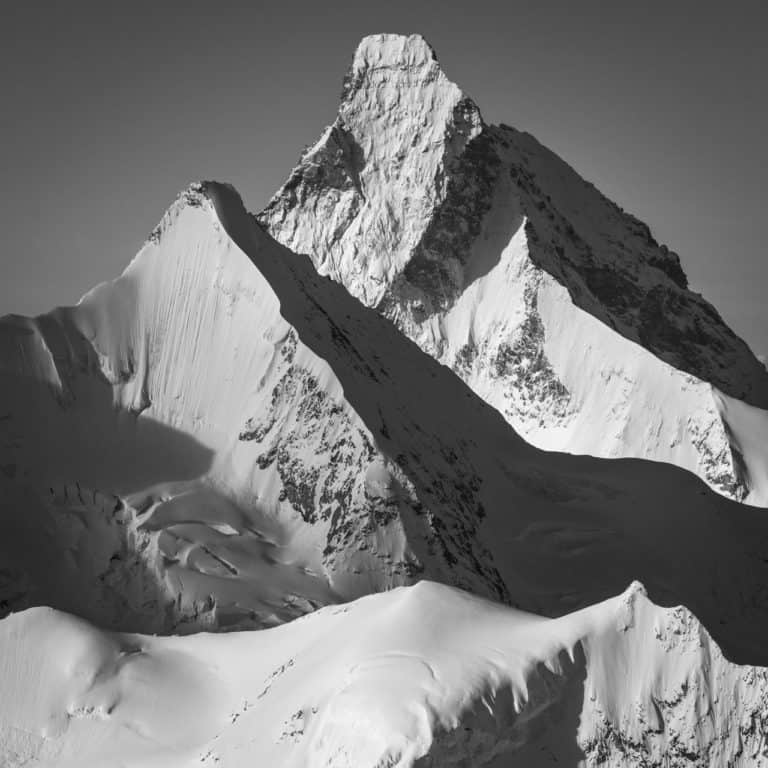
[340,33,480,126]
[351,33,438,72]
[262,33,485,308]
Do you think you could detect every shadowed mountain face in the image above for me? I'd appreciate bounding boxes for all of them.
[260,33,768,505]
[2,180,768,665]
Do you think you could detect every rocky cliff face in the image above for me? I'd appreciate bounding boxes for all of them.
[260,33,768,504]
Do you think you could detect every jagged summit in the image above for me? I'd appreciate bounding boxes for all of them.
[341,33,472,119]
[261,33,768,503]
[265,33,484,308]
[348,33,440,75]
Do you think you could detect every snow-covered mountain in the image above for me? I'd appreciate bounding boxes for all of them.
[2,180,768,664]
[3,582,768,767]
[2,34,768,767]
[260,33,768,504]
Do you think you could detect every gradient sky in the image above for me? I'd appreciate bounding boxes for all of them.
[1,0,765,360]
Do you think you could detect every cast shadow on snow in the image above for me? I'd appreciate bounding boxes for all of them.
[412,643,587,766]
[213,183,768,665]
[0,317,215,631]
[0,309,214,491]
[497,643,588,767]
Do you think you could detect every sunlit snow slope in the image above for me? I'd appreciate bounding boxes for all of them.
[2,582,767,767]
[0,184,441,633]
[260,33,768,505]
[2,181,768,667]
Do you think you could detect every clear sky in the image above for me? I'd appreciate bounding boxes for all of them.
[1,0,765,360]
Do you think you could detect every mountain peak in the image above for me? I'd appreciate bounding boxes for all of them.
[339,33,481,128]
[261,33,768,502]
[261,34,484,307]
[349,33,438,73]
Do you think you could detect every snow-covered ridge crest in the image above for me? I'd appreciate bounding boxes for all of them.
[2,581,767,766]
[260,33,768,504]
[145,180,212,244]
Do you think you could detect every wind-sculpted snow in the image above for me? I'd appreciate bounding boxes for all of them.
[260,33,768,504]
[3,181,768,667]
[2,582,767,767]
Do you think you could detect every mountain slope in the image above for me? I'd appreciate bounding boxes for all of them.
[2,182,768,665]
[260,33,768,504]
[2,582,767,767]
[0,182,494,633]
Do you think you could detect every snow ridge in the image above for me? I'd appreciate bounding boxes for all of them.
[2,582,767,767]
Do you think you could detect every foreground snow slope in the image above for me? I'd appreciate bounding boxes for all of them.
[260,33,768,503]
[2,182,768,665]
[2,581,767,767]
